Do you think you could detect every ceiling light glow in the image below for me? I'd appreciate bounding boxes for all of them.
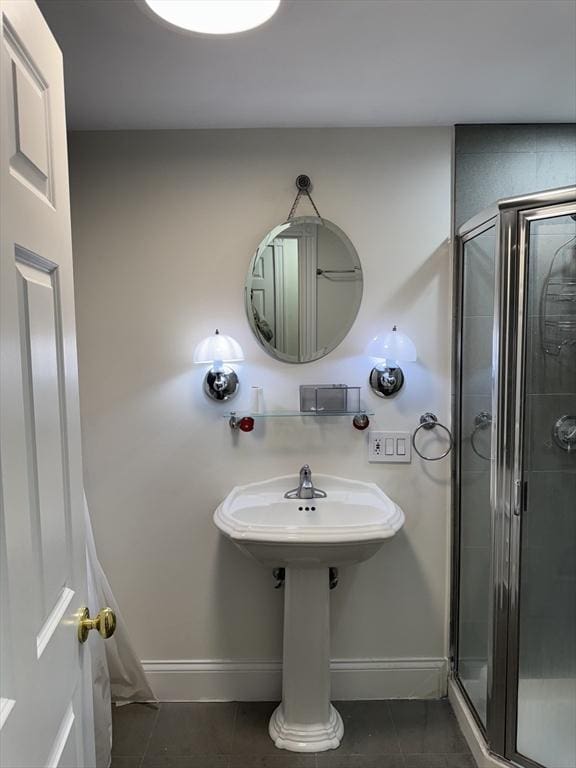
[143,0,281,35]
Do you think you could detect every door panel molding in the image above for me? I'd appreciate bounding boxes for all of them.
[3,18,54,203]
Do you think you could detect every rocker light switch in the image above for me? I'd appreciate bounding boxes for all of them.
[368,431,412,463]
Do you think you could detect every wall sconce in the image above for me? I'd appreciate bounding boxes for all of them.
[366,325,417,397]
[193,329,244,401]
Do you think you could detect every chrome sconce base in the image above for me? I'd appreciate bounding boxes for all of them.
[204,367,239,401]
[369,365,405,397]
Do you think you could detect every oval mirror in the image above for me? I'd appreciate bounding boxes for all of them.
[245,217,363,363]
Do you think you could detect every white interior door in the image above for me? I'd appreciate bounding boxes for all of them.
[272,238,298,358]
[287,224,317,361]
[0,2,95,766]
[250,244,277,342]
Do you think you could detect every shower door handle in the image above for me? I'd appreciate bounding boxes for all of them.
[513,478,527,516]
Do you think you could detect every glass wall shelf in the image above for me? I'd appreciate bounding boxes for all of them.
[224,410,374,419]
[226,409,374,432]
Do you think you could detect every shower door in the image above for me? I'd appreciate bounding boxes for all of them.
[506,204,576,768]
[453,187,576,768]
[453,219,497,729]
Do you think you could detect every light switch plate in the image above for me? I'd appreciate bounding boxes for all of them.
[368,430,411,463]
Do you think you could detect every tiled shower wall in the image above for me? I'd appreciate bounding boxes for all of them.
[454,125,576,685]
[454,123,576,229]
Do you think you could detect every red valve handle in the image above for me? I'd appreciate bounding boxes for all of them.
[353,414,370,431]
[239,416,255,432]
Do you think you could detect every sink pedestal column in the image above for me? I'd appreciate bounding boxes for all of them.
[269,567,343,752]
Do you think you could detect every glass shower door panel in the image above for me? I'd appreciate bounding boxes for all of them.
[457,226,496,726]
[516,214,576,768]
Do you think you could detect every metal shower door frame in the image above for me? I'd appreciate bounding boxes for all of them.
[451,208,500,746]
[452,186,576,767]
[503,194,576,768]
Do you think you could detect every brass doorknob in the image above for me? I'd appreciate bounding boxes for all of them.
[78,607,117,644]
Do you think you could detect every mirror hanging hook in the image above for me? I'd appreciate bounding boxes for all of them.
[287,175,324,223]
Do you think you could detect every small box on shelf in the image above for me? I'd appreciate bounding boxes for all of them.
[299,385,361,414]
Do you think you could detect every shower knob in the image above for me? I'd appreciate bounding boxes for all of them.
[552,415,576,452]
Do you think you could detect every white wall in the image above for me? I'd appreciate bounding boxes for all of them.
[69,128,452,700]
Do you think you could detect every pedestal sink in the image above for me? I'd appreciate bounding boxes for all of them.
[214,472,404,753]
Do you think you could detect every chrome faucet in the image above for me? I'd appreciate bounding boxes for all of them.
[284,464,327,500]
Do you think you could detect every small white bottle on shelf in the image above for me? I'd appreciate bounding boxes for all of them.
[250,386,263,414]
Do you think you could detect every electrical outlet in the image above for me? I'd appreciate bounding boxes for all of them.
[368,430,385,460]
[368,430,411,463]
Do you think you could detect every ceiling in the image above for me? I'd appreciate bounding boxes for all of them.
[38,0,576,130]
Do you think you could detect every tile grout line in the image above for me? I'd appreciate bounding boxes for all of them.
[137,701,161,768]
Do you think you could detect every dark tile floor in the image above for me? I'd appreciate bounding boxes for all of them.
[111,700,476,768]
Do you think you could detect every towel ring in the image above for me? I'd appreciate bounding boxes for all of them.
[470,411,492,461]
[412,412,453,461]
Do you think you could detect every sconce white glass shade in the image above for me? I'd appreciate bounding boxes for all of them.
[193,330,244,365]
[366,326,417,364]
[143,0,281,35]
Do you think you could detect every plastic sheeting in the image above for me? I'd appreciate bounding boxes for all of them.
[85,497,156,768]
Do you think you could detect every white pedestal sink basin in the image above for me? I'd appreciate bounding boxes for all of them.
[214,473,404,753]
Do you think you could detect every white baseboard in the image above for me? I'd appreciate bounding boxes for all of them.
[142,657,448,702]
[448,678,511,768]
